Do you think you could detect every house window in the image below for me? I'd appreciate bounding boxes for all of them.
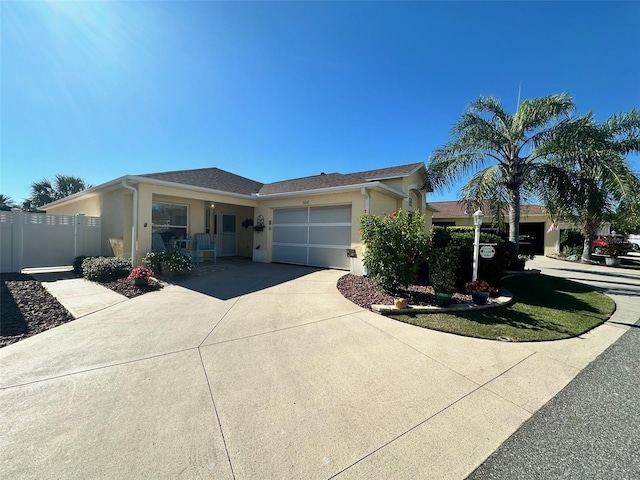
[152,202,188,243]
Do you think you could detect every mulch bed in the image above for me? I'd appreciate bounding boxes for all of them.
[337,274,472,310]
[0,273,161,348]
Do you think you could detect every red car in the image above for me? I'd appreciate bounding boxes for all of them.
[591,235,633,255]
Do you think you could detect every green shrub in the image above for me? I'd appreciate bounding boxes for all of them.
[360,209,430,292]
[429,231,505,292]
[141,252,164,272]
[73,255,92,275]
[560,228,583,249]
[81,256,132,283]
[430,248,457,294]
[142,251,193,273]
[430,226,451,249]
[446,226,475,233]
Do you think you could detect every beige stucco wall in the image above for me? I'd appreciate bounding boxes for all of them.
[45,189,129,257]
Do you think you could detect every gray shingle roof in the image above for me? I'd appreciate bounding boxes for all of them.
[258,162,425,195]
[140,168,264,196]
[138,162,425,197]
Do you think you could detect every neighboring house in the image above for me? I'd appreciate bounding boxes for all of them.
[429,201,557,256]
[44,162,432,273]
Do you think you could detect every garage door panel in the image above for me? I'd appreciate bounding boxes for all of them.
[308,226,351,246]
[309,247,350,270]
[272,205,352,270]
[273,226,308,244]
[272,245,308,265]
[309,205,351,223]
[273,208,308,224]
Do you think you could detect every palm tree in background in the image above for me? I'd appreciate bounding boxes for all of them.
[22,174,90,211]
[535,110,640,261]
[0,194,16,211]
[428,94,576,254]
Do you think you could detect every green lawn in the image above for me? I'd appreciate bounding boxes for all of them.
[389,274,615,342]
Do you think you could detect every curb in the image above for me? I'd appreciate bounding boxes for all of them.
[372,289,513,315]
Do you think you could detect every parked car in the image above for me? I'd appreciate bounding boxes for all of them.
[591,234,633,255]
[626,234,640,252]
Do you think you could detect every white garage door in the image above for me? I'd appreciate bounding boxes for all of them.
[272,205,352,269]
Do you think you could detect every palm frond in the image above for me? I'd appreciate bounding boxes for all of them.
[515,93,575,132]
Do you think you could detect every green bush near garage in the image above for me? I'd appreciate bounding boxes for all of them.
[81,256,132,283]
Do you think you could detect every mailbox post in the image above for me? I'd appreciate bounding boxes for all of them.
[472,210,484,281]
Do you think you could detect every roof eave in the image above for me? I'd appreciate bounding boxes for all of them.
[363,163,425,182]
[126,175,257,200]
[255,181,406,200]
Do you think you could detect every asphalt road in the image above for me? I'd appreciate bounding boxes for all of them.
[468,323,640,480]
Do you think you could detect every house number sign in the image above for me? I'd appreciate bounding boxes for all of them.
[479,245,496,259]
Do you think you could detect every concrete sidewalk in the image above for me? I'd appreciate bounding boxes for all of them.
[1,258,638,479]
[39,274,128,318]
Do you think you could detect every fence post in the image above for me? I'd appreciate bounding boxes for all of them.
[11,211,24,273]
[75,213,85,258]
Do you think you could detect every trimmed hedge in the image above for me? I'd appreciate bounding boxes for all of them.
[446,226,475,233]
[429,231,505,293]
[81,256,132,283]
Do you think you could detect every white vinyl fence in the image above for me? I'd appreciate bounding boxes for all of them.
[0,211,101,273]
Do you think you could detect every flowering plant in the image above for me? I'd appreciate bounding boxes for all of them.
[127,265,154,280]
[359,209,430,291]
[465,279,498,295]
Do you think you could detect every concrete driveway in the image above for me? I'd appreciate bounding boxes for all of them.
[1,258,637,479]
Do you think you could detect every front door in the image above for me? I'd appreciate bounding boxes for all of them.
[220,214,237,256]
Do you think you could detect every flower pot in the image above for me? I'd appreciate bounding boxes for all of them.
[435,292,453,307]
[472,291,490,305]
[605,257,621,267]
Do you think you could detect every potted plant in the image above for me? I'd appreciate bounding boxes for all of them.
[431,269,456,307]
[602,243,623,266]
[465,279,498,305]
[159,251,194,275]
[128,265,154,286]
[430,250,457,307]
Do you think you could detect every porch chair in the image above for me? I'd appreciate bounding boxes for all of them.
[194,233,217,264]
[152,233,168,252]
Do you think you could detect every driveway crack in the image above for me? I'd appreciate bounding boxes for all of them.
[198,348,236,480]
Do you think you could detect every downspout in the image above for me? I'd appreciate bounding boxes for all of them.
[361,187,370,214]
[359,187,370,276]
[121,180,138,266]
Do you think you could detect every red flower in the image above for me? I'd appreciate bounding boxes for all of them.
[407,256,412,263]
[392,212,397,217]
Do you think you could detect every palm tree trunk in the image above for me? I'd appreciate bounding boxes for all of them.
[508,187,520,255]
[581,225,596,262]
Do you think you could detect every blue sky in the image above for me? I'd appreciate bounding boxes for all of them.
[2,1,639,205]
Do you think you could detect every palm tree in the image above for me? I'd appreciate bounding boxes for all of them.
[23,174,90,211]
[428,94,576,254]
[535,110,640,261]
[0,194,16,211]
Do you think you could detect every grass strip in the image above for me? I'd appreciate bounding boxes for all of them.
[389,274,615,342]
